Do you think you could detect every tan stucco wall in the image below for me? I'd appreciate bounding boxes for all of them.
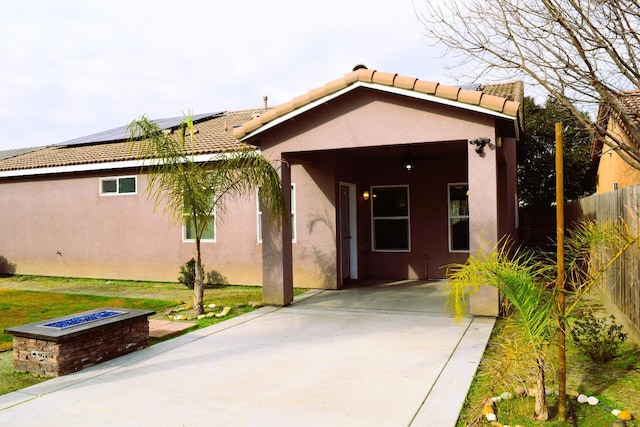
[597,119,640,193]
[597,149,640,193]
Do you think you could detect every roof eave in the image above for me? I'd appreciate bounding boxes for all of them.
[239,81,520,142]
[0,151,251,179]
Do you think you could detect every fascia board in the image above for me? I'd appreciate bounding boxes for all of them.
[0,152,244,179]
[239,81,518,141]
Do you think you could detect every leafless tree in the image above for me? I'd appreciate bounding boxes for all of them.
[418,0,640,169]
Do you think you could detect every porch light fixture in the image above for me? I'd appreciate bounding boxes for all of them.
[362,190,370,201]
[402,147,416,171]
[469,137,490,155]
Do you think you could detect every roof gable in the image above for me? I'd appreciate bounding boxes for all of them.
[233,68,523,140]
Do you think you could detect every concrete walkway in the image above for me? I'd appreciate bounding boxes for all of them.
[0,280,494,427]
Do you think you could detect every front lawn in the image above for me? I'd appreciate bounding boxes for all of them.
[456,315,640,426]
[0,288,182,351]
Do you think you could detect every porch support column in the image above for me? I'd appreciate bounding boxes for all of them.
[262,158,294,306]
[468,140,500,316]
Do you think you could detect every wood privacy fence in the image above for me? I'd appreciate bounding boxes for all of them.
[566,185,640,341]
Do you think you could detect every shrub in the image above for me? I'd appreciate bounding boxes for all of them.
[570,313,627,362]
[178,258,196,289]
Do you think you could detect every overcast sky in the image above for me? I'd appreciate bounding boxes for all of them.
[0,0,458,150]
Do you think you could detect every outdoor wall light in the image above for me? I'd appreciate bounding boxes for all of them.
[402,147,416,171]
[469,137,491,155]
[362,190,370,201]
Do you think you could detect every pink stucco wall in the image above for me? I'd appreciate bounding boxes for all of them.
[256,88,509,287]
[0,171,265,284]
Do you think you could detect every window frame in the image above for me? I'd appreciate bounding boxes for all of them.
[370,185,411,252]
[257,184,296,243]
[447,182,470,253]
[99,176,137,196]
[182,200,216,243]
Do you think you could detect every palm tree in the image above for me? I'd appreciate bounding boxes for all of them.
[127,114,285,314]
[447,242,554,420]
[447,219,638,421]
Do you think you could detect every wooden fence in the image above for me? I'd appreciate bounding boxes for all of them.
[566,185,640,342]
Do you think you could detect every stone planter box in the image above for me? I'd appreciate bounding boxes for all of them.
[4,307,154,377]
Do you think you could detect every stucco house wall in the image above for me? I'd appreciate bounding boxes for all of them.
[0,68,522,304]
[0,171,266,284]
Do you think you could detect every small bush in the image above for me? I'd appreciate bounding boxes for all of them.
[178,259,196,289]
[571,313,627,362]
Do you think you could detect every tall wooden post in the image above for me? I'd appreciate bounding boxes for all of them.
[556,122,566,421]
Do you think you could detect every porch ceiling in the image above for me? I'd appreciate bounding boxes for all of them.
[284,140,467,165]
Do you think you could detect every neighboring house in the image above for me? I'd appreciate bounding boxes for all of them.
[0,67,523,311]
[592,90,640,193]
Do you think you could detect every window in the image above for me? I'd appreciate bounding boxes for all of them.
[183,201,215,242]
[257,184,296,242]
[371,185,410,251]
[100,176,136,195]
[448,183,469,252]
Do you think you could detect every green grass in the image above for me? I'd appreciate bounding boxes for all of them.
[0,288,182,351]
[456,317,640,426]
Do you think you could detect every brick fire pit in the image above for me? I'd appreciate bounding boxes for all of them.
[4,307,154,377]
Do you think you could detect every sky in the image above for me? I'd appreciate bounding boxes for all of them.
[0,0,457,151]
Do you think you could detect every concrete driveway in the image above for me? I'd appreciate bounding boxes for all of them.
[0,280,494,426]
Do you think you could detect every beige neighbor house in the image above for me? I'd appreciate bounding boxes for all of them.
[0,67,523,311]
[592,90,640,193]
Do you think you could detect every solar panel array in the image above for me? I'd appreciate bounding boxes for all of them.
[57,112,224,147]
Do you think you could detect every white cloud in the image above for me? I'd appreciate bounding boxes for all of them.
[0,0,455,150]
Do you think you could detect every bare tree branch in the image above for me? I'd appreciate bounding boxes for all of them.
[418,0,640,169]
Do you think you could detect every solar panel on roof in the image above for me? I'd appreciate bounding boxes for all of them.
[459,83,483,91]
[56,112,224,147]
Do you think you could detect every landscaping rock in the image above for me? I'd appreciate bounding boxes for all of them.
[612,420,627,427]
[577,394,589,404]
[215,307,231,318]
[514,385,527,396]
[617,409,633,421]
[205,312,215,318]
[500,391,514,400]
[587,396,599,406]
[482,405,494,415]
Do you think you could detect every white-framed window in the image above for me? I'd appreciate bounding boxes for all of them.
[257,184,296,243]
[100,176,137,195]
[448,183,469,252]
[183,202,216,242]
[371,185,410,252]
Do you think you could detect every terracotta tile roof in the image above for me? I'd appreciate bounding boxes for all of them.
[233,68,523,140]
[0,110,262,173]
[592,90,640,158]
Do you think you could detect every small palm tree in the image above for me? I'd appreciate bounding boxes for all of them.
[128,114,285,314]
[447,242,554,420]
[447,219,638,421]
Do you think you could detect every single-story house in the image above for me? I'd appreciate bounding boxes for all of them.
[0,67,523,312]
[592,90,640,192]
